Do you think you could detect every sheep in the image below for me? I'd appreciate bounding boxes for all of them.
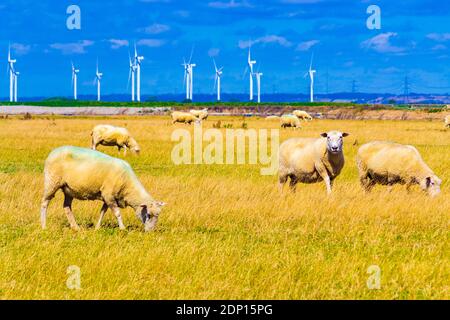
[445,115,450,128]
[171,111,201,125]
[91,124,140,155]
[356,141,441,197]
[293,110,313,121]
[40,146,165,232]
[279,131,349,194]
[190,108,208,120]
[280,115,302,129]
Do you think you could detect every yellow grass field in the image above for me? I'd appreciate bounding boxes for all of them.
[0,115,448,299]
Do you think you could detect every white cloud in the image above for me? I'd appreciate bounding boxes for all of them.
[208,0,252,9]
[432,44,447,51]
[11,43,31,55]
[137,39,166,47]
[108,39,129,49]
[296,40,319,51]
[208,48,220,57]
[50,40,94,54]
[239,35,292,48]
[427,33,450,42]
[361,32,404,53]
[141,23,170,34]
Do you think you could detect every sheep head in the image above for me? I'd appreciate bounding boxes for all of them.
[321,131,349,154]
[137,201,166,232]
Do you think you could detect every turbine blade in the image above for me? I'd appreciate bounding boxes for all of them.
[214,75,217,91]
[127,68,131,90]
[188,45,194,64]
[213,59,217,72]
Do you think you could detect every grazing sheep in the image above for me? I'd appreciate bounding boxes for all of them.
[356,141,441,197]
[190,108,209,120]
[280,115,302,129]
[279,131,349,194]
[40,146,165,231]
[171,111,201,125]
[445,115,450,128]
[91,124,140,155]
[293,110,313,121]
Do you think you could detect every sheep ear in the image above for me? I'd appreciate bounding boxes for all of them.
[320,133,328,138]
[342,133,350,137]
[155,201,166,208]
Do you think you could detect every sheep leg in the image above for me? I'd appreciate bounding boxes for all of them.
[40,180,60,229]
[95,203,109,230]
[123,146,127,156]
[63,194,80,231]
[316,164,332,195]
[278,174,288,192]
[110,205,126,230]
[289,176,298,192]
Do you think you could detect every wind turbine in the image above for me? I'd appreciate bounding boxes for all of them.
[213,59,223,102]
[305,54,316,103]
[7,46,17,102]
[71,62,80,100]
[247,46,256,101]
[94,61,103,102]
[128,53,136,101]
[134,44,144,102]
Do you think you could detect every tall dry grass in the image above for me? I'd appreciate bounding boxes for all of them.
[0,115,448,299]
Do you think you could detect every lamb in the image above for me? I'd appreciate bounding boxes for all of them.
[171,111,201,125]
[356,141,441,197]
[279,131,349,194]
[190,108,208,120]
[91,124,140,155]
[40,146,165,231]
[445,115,450,128]
[280,115,302,129]
[293,110,313,121]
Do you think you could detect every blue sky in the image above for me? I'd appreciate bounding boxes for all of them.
[1,0,450,98]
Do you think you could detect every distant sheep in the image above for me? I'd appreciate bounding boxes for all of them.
[91,124,140,155]
[190,108,208,120]
[40,146,165,231]
[280,115,302,129]
[279,131,349,194]
[172,111,201,125]
[293,110,313,121]
[356,141,441,197]
[445,115,450,128]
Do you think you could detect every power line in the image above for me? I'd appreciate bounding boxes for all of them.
[403,76,410,104]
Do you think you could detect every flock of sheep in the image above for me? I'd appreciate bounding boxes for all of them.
[40,108,447,232]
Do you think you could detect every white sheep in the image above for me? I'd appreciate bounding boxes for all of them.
[279,131,349,194]
[190,108,208,120]
[40,146,165,231]
[280,115,302,129]
[293,110,313,121]
[356,141,441,197]
[172,111,201,125]
[91,124,140,155]
[445,115,450,128]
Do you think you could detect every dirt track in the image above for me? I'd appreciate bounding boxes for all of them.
[0,105,448,121]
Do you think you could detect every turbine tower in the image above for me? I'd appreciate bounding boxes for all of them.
[182,60,190,100]
[134,44,144,102]
[213,59,223,102]
[255,72,263,104]
[307,54,316,103]
[7,47,17,102]
[188,63,196,101]
[71,62,80,100]
[247,47,256,101]
[95,61,103,102]
[14,70,19,102]
[128,54,136,101]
